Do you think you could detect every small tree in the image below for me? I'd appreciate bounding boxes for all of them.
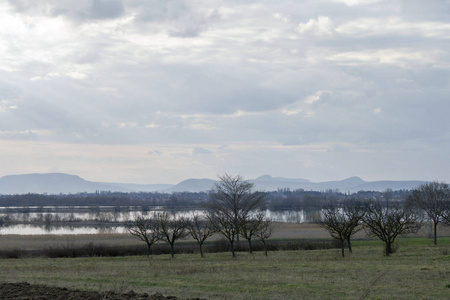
[319,204,348,257]
[156,212,188,258]
[254,214,274,256]
[407,182,450,245]
[363,200,422,256]
[126,213,160,256]
[240,213,262,254]
[343,200,366,253]
[318,200,365,257]
[186,213,215,258]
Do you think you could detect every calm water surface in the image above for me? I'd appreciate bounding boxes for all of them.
[0,208,321,235]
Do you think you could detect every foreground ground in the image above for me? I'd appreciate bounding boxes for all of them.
[0,282,193,300]
[1,223,450,299]
[0,239,449,299]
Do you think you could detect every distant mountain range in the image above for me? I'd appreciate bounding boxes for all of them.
[0,173,172,195]
[0,173,428,195]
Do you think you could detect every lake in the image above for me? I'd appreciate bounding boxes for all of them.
[0,207,322,235]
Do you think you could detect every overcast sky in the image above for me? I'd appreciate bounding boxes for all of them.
[1,0,449,184]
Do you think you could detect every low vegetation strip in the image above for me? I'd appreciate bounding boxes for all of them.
[0,239,339,259]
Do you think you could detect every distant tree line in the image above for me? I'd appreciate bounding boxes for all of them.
[0,188,412,210]
[0,191,209,208]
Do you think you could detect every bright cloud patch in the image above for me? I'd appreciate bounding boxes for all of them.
[336,18,450,38]
[332,0,381,6]
[327,49,440,67]
[297,16,334,36]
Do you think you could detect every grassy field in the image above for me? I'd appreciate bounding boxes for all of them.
[1,223,450,299]
[0,237,449,299]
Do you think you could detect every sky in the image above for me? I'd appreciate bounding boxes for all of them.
[0,0,449,184]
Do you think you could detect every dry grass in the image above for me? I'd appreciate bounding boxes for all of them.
[1,222,450,299]
[0,239,449,299]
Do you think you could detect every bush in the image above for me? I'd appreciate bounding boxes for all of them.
[43,243,148,258]
[0,248,24,259]
[0,238,339,259]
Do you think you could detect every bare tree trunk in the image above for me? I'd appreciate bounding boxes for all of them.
[347,236,353,253]
[248,239,253,254]
[385,241,391,256]
[170,243,175,258]
[230,239,236,258]
[199,243,204,258]
[147,244,152,256]
[434,221,438,245]
[341,240,345,257]
[262,240,268,256]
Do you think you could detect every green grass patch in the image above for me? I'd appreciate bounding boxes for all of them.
[0,243,449,299]
[352,236,450,248]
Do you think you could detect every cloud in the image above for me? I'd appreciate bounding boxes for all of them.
[327,49,441,68]
[328,143,351,153]
[0,99,17,112]
[7,0,125,21]
[148,150,161,155]
[1,0,449,183]
[331,0,382,6]
[282,91,332,115]
[297,16,334,36]
[131,1,221,38]
[336,17,450,38]
[192,147,212,155]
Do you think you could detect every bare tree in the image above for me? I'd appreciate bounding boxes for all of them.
[343,200,366,253]
[240,213,264,254]
[125,213,160,256]
[319,204,348,257]
[156,212,188,258]
[186,213,215,258]
[407,182,450,245]
[207,208,239,258]
[318,200,365,257]
[255,215,274,256]
[204,174,266,258]
[362,200,422,256]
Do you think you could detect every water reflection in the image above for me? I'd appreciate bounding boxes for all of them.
[0,224,125,235]
[0,208,322,235]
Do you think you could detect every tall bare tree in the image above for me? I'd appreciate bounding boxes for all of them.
[407,181,450,245]
[186,213,215,258]
[362,200,422,256]
[204,174,266,258]
[156,212,188,258]
[126,213,160,256]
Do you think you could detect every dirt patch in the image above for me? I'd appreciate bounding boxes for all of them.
[0,282,203,300]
